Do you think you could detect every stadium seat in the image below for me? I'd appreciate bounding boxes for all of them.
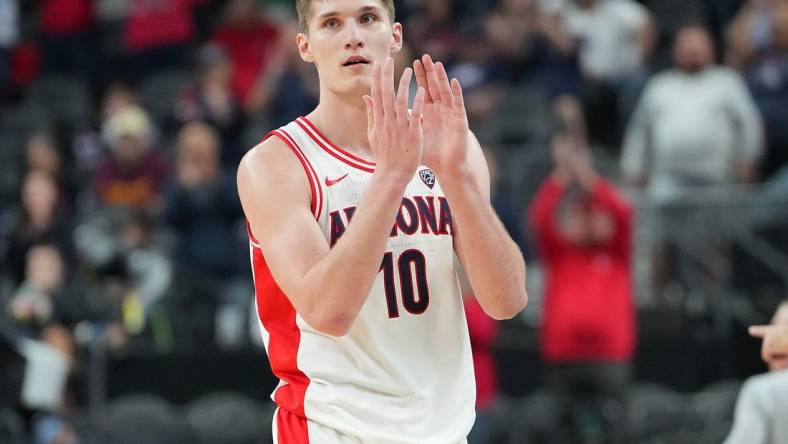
[185,392,274,444]
[105,394,193,444]
[138,70,194,126]
[25,75,92,130]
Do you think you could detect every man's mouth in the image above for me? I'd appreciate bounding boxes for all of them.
[343,56,370,67]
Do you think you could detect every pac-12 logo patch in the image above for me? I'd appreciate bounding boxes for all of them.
[419,169,436,189]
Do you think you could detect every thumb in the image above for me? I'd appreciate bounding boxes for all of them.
[363,95,374,131]
[749,325,771,338]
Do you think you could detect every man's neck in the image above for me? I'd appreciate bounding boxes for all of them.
[307,89,374,161]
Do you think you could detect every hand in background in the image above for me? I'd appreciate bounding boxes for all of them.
[750,324,788,370]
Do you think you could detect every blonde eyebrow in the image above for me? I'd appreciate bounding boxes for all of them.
[316,5,383,19]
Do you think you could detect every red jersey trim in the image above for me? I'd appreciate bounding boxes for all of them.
[252,246,311,419]
[264,130,324,219]
[275,407,310,443]
[295,117,376,173]
[246,220,262,248]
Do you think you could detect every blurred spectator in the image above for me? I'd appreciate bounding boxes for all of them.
[463,296,500,444]
[164,122,245,349]
[623,26,763,192]
[544,0,654,83]
[725,300,788,444]
[24,132,77,210]
[485,0,582,96]
[5,244,79,359]
[119,212,171,321]
[0,0,18,94]
[407,0,462,64]
[38,0,97,85]
[529,128,635,443]
[102,82,138,120]
[210,0,281,112]
[3,171,73,286]
[623,26,763,292]
[32,414,84,444]
[123,0,202,80]
[542,0,655,142]
[728,0,785,69]
[744,3,788,178]
[6,245,65,336]
[93,105,169,212]
[173,44,245,167]
[264,19,319,126]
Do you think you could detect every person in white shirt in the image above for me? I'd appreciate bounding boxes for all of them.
[622,26,763,193]
[724,301,788,444]
[621,25,763,292]
[541,0,655,142]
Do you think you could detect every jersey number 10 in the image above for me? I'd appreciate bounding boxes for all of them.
[379,249,430,318]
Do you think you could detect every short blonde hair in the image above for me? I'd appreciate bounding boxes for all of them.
[295,0,395,33]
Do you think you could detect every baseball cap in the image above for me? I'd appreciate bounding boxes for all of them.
[102,105,154,150]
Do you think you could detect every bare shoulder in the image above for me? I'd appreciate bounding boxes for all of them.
[237,135,311,213]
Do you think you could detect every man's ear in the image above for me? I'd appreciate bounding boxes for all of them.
[297,32,314,62]
[391,22,403,54]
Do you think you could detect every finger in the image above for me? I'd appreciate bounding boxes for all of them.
[363,95,374,134]
[769,355,788,371]
[421,54,443,103]
[381,57,396,121]
[413,59,434,103]
[410,86,426,130]
[749,325,771,338]
[434,62,454,106]
[396,67,413,124]
[450,78,465,110]
[409,86,426,140]
[370,62,384,122]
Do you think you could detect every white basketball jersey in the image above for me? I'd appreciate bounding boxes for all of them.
[248,116,476,443]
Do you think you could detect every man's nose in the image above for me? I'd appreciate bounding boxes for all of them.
[344,20,365,50]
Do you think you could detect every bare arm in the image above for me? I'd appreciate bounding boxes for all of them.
[443,135,528,320]
[413,55,526,319]
[238,59,425,336]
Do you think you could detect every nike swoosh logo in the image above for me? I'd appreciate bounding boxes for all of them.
[325,173,349,187]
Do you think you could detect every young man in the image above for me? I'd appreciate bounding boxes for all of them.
[236,1,527,442]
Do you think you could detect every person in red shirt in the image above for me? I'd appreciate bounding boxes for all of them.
[463,295,500,444]
[210,0,282,112]
[124,0,203,80]
[528,127,635,443]
[38,0,96,84]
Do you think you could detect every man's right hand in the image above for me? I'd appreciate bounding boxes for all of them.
[749,324,788,370]
[363,57,425,182]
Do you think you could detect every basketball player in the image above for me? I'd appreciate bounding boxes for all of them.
[236,1,527,442]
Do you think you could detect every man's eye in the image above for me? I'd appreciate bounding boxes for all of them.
[361,14,376,24]
[325,19,339,28]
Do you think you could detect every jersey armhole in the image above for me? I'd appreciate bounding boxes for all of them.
[263,129,324,220]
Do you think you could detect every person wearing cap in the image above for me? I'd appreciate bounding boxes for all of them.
[93,106,170,212]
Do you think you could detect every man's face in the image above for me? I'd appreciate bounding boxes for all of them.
[674,28,714,73]
[297,0,402,96]
[114,135,147,167]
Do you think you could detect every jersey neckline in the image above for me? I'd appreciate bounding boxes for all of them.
[296,116,376,173]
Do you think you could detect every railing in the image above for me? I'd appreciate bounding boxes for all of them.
[494,144,788,328]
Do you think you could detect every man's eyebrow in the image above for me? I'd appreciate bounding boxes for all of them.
[316,5,382,19]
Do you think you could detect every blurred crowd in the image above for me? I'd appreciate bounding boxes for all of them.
[1,0,788,443]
